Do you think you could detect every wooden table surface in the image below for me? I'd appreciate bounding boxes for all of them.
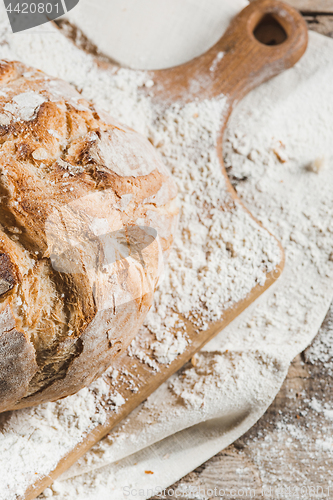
[150,2,333,498]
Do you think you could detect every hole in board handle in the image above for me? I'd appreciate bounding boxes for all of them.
[253,14,287,46]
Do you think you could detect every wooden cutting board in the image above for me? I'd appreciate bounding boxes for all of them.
[21,1,307,498]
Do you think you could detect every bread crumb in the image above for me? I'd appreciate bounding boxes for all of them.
[307,156,327,173]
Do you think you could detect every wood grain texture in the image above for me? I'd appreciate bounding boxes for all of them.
[21,1,309,498]
[150,10,333,499]
[251,0,333,14]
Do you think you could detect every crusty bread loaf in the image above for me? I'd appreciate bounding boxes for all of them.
[0,60,178,412]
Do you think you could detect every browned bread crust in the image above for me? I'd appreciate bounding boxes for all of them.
[0,60,178,412]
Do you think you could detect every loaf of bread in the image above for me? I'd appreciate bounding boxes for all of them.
[0,60,178,412]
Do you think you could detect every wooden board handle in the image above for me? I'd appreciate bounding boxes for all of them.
[153,0,308,102]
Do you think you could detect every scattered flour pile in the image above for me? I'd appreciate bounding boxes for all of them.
[306,303,333,377]
[44,30,333,499]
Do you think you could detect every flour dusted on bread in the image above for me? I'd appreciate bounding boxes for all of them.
[0,60,178,412]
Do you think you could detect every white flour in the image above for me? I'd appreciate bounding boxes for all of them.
[45,30,333,499]
[220,316,333,499]
[146,99,281,324]
[0,16,332,500]
[130,96,281,367]
[4,90,46,121]
[0,19,281,500]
